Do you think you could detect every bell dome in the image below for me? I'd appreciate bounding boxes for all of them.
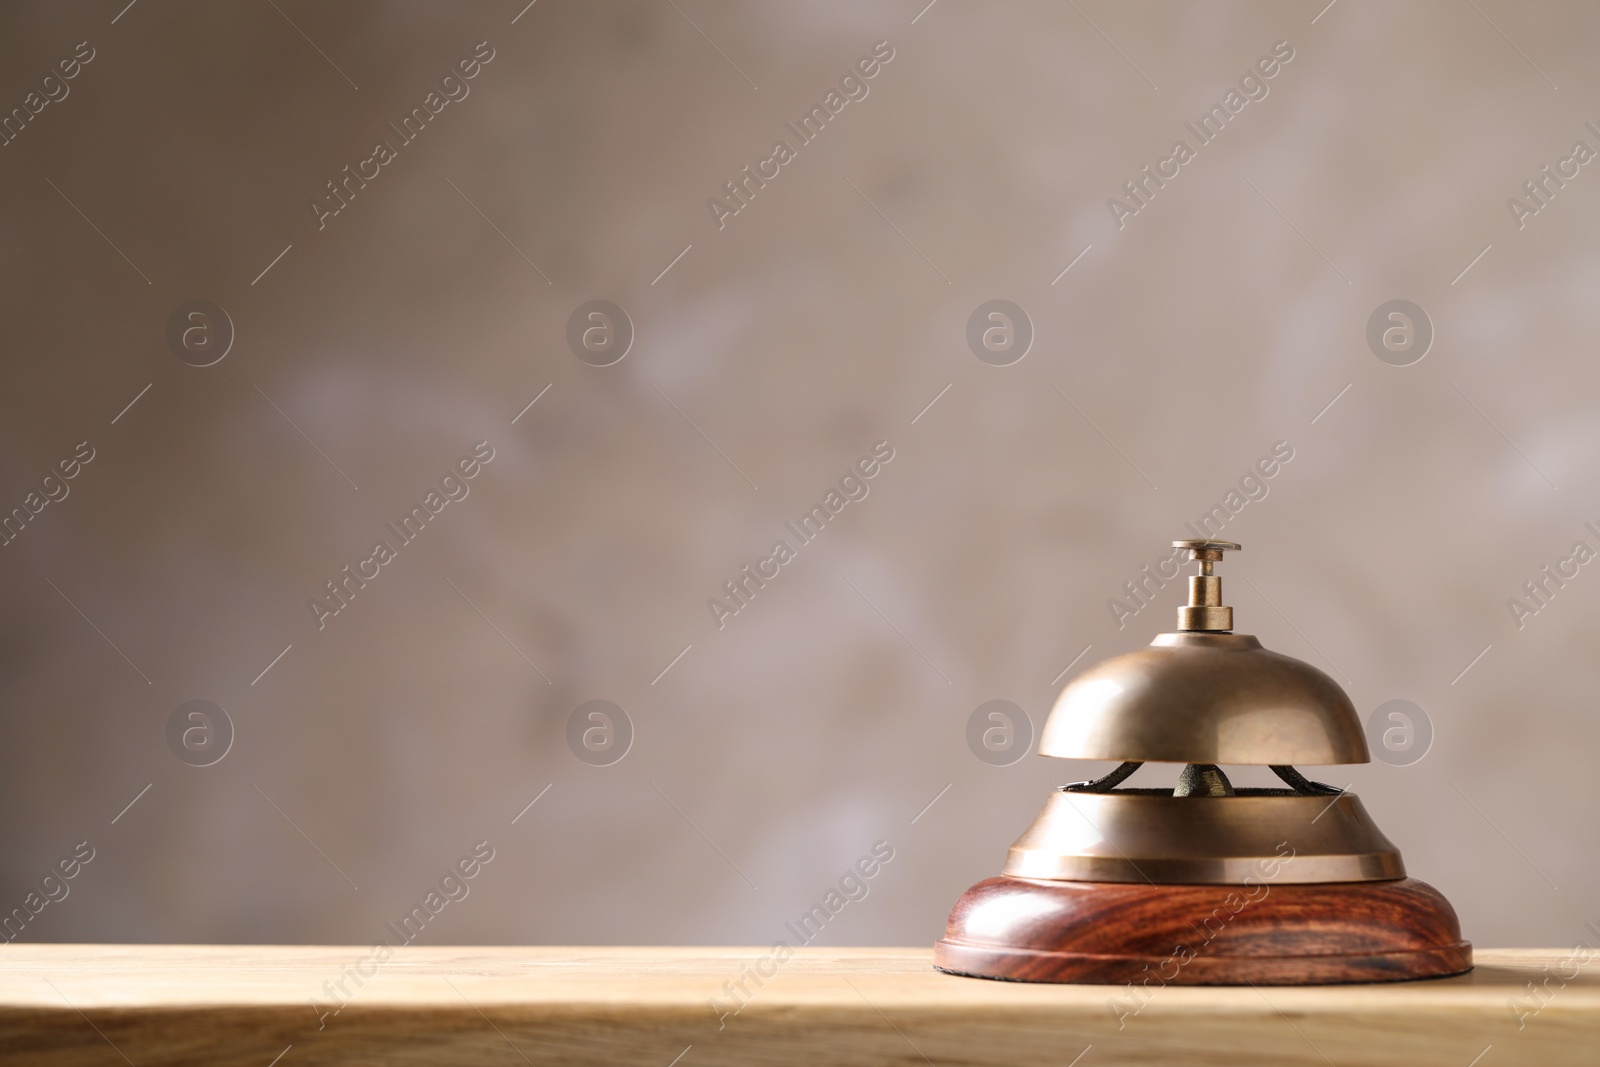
[1038,631,1368,765]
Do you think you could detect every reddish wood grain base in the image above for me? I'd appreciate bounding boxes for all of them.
[935,876,1471,985]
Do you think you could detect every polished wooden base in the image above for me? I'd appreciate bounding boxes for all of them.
[935,876,1472,985]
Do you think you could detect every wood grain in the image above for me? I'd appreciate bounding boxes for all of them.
[1,945,1595,1066]
[936,876,1472,984]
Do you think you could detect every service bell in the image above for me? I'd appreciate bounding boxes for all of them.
[935,539,1472,985]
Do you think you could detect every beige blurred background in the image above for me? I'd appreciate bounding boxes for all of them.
[0,0,1596,951]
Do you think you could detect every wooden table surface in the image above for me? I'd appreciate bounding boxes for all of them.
[2,945,1595,1066]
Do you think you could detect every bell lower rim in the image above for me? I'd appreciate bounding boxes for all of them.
[1003,789,1405,885]
[1005,852,1405,885]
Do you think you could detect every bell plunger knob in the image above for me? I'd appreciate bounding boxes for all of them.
[1173,538,1241,632]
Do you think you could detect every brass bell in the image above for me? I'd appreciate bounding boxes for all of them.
[936,539,1472,985]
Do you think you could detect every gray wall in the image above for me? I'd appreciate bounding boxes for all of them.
[1,0,1596,951]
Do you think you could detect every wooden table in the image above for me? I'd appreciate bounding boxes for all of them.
[2,946,1595,1065]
